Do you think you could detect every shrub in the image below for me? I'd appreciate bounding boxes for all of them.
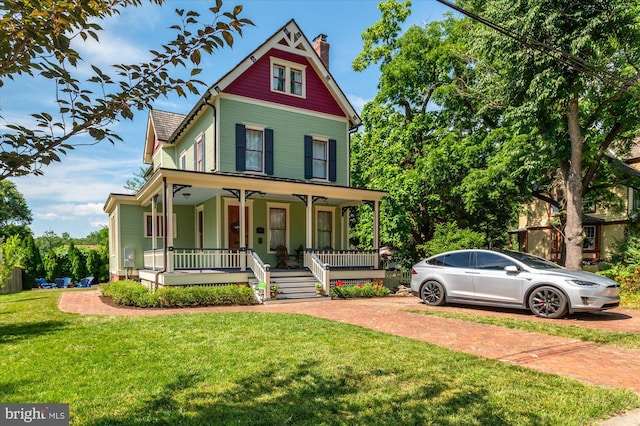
[101,280,258,308]
[419,222,485,257]
[331,281,391,299]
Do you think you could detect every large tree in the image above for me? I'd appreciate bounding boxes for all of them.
[455,0,640,268]
[0,0,252,180]
[0,180,32,239]
[351,2,519,262]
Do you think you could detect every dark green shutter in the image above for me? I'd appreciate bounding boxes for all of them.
[328,139,337,182]
[265,128,274,175]
[235,123,246,171]
[304,135,313,179]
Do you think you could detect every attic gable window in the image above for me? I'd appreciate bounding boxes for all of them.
[270,57,306,98]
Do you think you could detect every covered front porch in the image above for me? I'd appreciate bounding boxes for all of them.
[131,168,387,299]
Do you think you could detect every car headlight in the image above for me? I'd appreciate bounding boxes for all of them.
[566,279,600,287]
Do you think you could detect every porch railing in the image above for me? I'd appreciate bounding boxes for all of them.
[144,248,379,273]
[144,249,164,270]
[305,250,329,293]
[144,248,245,270]
[247,249,271,299]
[313,249,378,269]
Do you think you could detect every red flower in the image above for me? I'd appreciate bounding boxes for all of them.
[357,283,363,288]
[336,281,345,287]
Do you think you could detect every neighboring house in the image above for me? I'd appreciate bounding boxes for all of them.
[510,149,640,263]
[104,20,387,299]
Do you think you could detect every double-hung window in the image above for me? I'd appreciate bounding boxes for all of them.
[317,209,333,249]
[245,129,264,172]
[270,57,305,97]
[312,139,328,180]
[268,204,288,252]
[583,225,597,251]
[235,124,274,175]
[195,134,205,172]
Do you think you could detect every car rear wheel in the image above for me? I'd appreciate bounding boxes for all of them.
[421,280,446,306]
[528,286,567,319]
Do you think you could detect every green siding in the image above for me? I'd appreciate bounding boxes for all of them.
[174,111,213,171]
[219,98,349,185]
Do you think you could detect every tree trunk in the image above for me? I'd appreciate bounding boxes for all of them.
[564,93,584,270]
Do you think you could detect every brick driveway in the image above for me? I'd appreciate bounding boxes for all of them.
[59,290,640,395]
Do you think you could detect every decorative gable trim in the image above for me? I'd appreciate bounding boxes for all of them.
[206,19,361,129]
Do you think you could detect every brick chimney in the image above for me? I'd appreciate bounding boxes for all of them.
[313,34,329,69]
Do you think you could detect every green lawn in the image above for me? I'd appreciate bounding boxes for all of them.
[407,309,640,349]
[1,290,639,425]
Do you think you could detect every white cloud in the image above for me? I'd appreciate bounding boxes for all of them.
[347,94,370,114]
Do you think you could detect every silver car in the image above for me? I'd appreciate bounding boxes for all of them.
[410,249,620,318]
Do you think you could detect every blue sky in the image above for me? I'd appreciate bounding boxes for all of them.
[3,0,452,238]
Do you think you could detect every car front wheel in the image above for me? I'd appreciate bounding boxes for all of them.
[528,286,567,319]
[421,280,446,306]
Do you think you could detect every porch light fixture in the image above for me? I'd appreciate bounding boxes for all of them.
[183,192,191,200]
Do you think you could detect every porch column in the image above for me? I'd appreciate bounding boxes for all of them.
[240,188,246,271]
[374,200,380,268]
[306,194,313,249]
[151,194,158,269]
[166,184,174,272]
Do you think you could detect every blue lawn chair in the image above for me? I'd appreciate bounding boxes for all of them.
[77,277,92,288]
[62,277,72,288]
[54,278,64,288]
[36,278,53,289]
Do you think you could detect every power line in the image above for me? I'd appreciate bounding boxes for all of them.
[436,0,640,100]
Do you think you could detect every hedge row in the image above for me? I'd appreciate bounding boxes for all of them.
[330,282,391,299]
[101,280,258,308]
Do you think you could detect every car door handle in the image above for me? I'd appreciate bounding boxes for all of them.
[465,271,480,274]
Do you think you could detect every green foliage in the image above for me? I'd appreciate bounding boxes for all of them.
[351,11,518,265]
[0,0,253,180]
[43,250,68,282]
[67,242,87,282]
[101,280,258,307]
[123,166,150,194]
[0,181,32,239]
[330,281,391,299]
[20,234,43,290]
[86,249,108,283]
[0,235,24,289]
[420,222,485,256]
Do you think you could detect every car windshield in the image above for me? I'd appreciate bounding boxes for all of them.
[499,250,560,270]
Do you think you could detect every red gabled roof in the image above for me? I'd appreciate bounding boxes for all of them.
[208,19,360,127]
[224,47,345,117]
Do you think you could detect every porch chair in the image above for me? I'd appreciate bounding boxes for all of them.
[77,277,92,288]
[35,278,53,289]
[275,245,301,269]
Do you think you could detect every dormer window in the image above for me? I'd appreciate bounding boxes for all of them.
[271,57,306,98]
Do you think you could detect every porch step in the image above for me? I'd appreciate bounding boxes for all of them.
[250,269,324,300]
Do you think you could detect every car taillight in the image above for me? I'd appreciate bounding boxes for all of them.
[411,268,418,274]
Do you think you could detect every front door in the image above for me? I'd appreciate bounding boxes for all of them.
[228,205,249,248]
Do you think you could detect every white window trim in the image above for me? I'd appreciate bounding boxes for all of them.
[267,202,290,254]
[179,150,187,170]
[195,205,204,249]
[583,225,597,251]
[195,133,205,172]
[223,198,254,248]
[144,212,177,238]
[243,122,267,175]
[315,206,335,249]
[270,57,306,98]
[311,137,329,182]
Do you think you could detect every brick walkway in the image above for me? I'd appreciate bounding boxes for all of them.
[59,290,640,395]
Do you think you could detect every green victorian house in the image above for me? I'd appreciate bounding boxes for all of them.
[104,20,387,300]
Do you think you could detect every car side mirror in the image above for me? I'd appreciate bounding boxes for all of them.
[504,265,520,273]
